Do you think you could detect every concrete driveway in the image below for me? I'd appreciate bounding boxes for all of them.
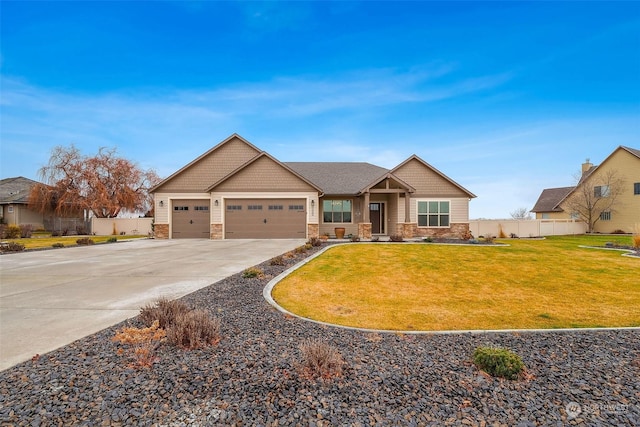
[0,238,304,371]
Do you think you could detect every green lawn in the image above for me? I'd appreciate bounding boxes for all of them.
[3,234,147,250]
[272,235,640,331]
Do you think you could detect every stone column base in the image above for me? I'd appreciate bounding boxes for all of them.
[401,223,417,238]
[154,223,169,239]
[358,223,372,239]
[307,223,319,239]
[211,223,223,240]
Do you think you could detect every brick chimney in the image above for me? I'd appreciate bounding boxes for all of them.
[581,158,593,174]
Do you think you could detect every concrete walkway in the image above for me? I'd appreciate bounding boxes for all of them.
[0,238,304,371]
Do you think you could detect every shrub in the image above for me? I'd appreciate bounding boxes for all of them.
[389,234,404,242]
[483,234,495,244]
[350,235,361,242]
[166,309,221,349]
[76,237,95,245]
[52,243,64,248]
[460,230,473,241]
[270,255,286,266]
[4,224,21,239]
[611,229,626,234]
[76,226,88,235]
[139,297,190,329]
[510,233,518,239]
[242,267,264,279]
[633,224,640,250]
[370,236,380,242]
[473,346,524,380]
[107,237,118,243]
[113,320,166,368]
[298,338,344,380]
[423,237,433,243]
[498,224,507,239]
[1,242,25,252]
[51,230,61,237]
[19,224,33,238]
[294,245,308,254]
[308,237,323,247]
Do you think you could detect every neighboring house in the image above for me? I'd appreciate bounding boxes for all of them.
[0,177,47,229]
[531,146,640,233]
[0,176,86,232]
[151,134,476,239]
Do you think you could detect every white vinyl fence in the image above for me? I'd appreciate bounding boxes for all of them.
[90,218,153,236]
[469,219,587,238]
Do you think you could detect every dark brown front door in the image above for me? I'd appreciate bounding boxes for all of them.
[369,203,384,234]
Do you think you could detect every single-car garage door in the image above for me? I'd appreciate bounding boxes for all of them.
[225,198,306,239]
[172,200,210,238]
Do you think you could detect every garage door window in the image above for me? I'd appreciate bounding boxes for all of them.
[248,205,262,210]
[227,205,242,211]
[268,205,283,210]
[289,205,304,210]
[174,206,189,211]
[194,206,209,211]
[323,200,352,223]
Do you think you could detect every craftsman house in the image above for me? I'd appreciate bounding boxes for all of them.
[151,134,476,239]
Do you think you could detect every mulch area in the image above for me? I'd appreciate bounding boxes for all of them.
[0,243,638,426]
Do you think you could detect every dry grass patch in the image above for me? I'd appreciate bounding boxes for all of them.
[272,236,639,331]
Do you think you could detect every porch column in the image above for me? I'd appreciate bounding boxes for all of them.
[404,192,411,222]
[363,192,370,222]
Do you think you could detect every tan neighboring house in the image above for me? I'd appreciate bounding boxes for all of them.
[151,134,476,239]
[531,146,640,233]
[0,177,47,228]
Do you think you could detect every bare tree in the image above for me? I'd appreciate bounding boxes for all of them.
[562,168,625,233]
[29,145,161,218]
[510,207,532,220]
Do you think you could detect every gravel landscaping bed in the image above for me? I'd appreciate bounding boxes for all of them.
[0,243,638,426]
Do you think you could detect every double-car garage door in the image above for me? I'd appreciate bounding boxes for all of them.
[171,198,306,239]
[225,198,306,239]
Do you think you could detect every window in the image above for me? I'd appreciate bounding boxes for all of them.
[570,212,580,220]
[268,205,283,210]
[226,205,242,211]
[634,182,640,195]
[417,201,450,227]
[174,206,188,211]
[323,200,352,223]
[7,206,14,214]
[289,205,304,211]
[541,213,550,219]
[594,185,610,198]
[194,206,209,211]
[600,211,611,221]
[248,205,262,210]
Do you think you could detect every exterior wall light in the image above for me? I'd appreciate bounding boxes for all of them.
[159,201,164,207]
[214,200,219,207]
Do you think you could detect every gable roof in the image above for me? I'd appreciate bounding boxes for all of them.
[208,153,323,192]
[621,145,640,159]
[285,162,389,195]
[391,155,477,198]
[0,177,41,204]
[150,133,261,193]
[530,186,574,213]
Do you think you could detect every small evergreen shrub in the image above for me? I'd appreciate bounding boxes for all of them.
[498,224,507,239]
[389,234,404,242]
[423,237,433,243]
[52,243,64,248]
[107,237,118,243]
[76,237,95,245]
[298,338,344,380]
[5,224,21,239]
[473,346,524,380]
[242,267,264,279]
[294,245,308,254]
[166,309,221,349]
[139,297,190,329]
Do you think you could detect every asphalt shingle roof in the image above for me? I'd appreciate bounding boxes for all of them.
[0,177,39,204]
[285,162,389,195]
[530,186,575,213]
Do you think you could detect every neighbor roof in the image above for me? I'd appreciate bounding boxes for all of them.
[0,177,40,204]
[285,162,389,195]
[530,186,575,213]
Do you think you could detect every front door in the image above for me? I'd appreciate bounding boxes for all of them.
[369,202,384,234]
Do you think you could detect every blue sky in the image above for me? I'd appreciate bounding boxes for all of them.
[1,1,638,218]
